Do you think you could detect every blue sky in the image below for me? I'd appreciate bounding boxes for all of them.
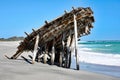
[0,0,120,40]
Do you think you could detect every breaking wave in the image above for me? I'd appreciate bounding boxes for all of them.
[77,48,120,66]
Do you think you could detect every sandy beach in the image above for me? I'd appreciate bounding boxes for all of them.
[0,41,120,80]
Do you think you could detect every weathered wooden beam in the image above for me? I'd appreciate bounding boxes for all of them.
[10,50,22,59]
[66,31,71,47]
[64,10,67,14]
[32,28,36,32]
[85,26,89,34]
[51,39,55,65]
[45,20,48,25]
[32,34,39,64]
[72,7,75,10]
[32,28,39,35]
[74,14,79,70]
[43,43,49,64]
[24,32,29,37]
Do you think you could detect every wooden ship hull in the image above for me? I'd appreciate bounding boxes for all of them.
[6,7,94,70]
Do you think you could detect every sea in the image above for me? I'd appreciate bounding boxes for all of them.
[71,40,120,78]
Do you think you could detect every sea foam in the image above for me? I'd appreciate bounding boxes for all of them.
[75,48,120,66]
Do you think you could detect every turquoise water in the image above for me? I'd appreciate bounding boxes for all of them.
[77,40,120,78]
[78,40,120,54]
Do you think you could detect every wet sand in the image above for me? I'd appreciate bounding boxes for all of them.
[0,41,120,80]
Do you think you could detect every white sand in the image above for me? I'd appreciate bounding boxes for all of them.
[0,41,119,80]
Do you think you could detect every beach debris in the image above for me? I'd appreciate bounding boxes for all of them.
[5,7,94,70]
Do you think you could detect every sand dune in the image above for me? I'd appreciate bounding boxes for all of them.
[0,41,119,80]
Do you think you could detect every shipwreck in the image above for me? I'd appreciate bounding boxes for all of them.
[5,7,94,70]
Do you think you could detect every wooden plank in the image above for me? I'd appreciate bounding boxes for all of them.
[4,55,11,59]
[32,34,39,64]
[74,14,79,70]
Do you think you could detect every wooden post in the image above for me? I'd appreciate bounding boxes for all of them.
[32,29,36,32]
[66,31,72,68]
[51,39,55,65]
[32,34,39,64]
[64,10,67,14]
[59,33,65,67]
[10,50,22,59]
[24,32,29,37]
[44,44,48,64]
[45,20,48,24]
[74,14,79,70]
